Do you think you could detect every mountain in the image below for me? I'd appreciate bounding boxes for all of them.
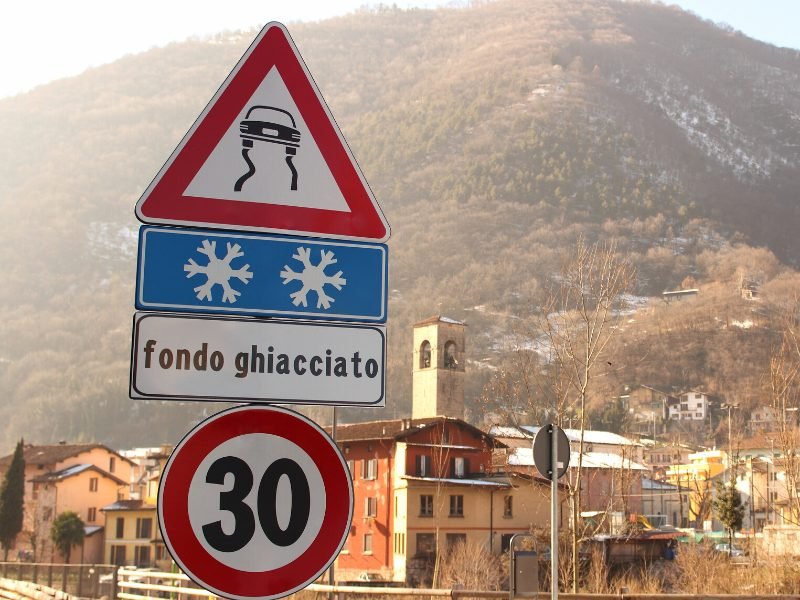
[0,0,799,451]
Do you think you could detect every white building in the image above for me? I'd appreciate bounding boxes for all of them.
[667,391,709,421]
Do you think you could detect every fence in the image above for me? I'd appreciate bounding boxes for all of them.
[3,565,800,600]
[0,577,78,600]
[0,564,116,598]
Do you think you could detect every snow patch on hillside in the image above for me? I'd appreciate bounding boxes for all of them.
[87,222,138,260]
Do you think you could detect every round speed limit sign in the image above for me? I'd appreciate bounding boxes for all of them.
[158,405,353,600]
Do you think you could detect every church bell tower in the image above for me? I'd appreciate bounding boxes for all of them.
[412,316,465,419]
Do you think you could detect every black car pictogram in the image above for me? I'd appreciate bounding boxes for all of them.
[234,106,301,192]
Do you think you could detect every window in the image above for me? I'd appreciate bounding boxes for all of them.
[115,517,125,539]
[110,545,126,566]
[420,494,434,517]
[134,546,151,567]
[449,495,464,517]
[393,532,406,555]
[364,497,377,518]
[446,533,466,549]
[87,507,96,523]
[136,517,153,539]
[503,495,513,518]
[89,477,99,492]
[347,460,355,476]
[444,341,458,369]
[416,533,435,557]
[361,458,377,480]
[109,457,116,473]
[420,341,432,368]
[363,533,373,554]
[452,457,468,478]
[415,455,430,477]
[501,533,514,553]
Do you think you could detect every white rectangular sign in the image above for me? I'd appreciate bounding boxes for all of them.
[130,312,385,406]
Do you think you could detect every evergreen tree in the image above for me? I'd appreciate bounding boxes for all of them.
[0,440,25,561]
[51,512,84,563]
[712,474,745,552]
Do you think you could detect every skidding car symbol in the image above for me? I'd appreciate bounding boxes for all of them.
[234,105,300,192]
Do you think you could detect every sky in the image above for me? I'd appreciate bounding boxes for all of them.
[1,1,799,100]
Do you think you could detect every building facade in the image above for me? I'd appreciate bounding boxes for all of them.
[0,443,136,562]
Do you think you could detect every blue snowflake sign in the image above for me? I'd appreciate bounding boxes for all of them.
[135,226,388,322]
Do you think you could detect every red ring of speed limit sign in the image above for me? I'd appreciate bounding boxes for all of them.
[158,404,353,600]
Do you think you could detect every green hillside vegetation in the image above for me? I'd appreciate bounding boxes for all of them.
[0,0,799,450]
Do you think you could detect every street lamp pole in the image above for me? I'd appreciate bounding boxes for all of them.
[722,403,739,467]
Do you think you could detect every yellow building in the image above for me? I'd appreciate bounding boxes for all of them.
[101,446,171,568]
[664,450,727,528]
[101,500,168,568]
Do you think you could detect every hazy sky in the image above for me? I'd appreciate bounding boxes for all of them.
[1,1,798,100]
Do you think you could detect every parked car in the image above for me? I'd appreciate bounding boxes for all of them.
[714,542,746,557]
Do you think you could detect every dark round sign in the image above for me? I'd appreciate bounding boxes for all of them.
[532,424,571,480]
[158,404,353,600]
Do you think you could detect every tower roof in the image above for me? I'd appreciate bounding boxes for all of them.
[413,315,466,327]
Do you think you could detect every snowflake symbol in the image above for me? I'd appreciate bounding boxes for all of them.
[280,247,346,309]
[184,239,254,303]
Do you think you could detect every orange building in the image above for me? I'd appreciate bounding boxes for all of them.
[0,443,136,562]
[334,416,500,584]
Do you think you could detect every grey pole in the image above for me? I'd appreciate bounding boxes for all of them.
[328,406,337,600]
[550,424,558,600]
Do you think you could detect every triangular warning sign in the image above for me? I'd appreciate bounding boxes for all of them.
[135,22,390,242]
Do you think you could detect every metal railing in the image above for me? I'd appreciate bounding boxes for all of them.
[0,563,115,598]
[5,564,800,600]
[0,577,78,600]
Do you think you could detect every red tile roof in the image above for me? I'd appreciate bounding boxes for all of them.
[328,416,504,447]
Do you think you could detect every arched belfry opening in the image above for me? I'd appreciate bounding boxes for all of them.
[420,341,432,369]
[412,316,465,419]
[444,341,458,369]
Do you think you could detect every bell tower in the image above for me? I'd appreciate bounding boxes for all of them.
[412,316,465,419]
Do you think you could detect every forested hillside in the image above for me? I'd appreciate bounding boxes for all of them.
[0,0,799,451]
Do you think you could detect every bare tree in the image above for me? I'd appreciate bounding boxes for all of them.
[430,423,452,588]
[769,298,800,525]
[438,539,503,590]
[481,237,635,592]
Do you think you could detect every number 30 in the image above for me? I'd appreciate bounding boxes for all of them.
[202,456,310,552]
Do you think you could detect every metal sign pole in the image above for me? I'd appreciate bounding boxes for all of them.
[329,406,337,600]
[550,424,558,600]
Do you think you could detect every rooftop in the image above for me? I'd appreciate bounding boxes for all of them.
[414,315,466,327]
[507,448,648,471]
[330,416,499,446]
[491,425,641,447]
[30,463,126,485]
[0,442,134,475]
[102,499,153,511]
[402,476,510,488]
